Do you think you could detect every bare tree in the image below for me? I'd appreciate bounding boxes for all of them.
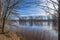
[0,0,23,33]
[58,0,60,40]
[0,0,2,27]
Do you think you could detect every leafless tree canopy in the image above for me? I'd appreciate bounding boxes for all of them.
[0,0,58,34]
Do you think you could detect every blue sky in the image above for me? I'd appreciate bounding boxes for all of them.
[2,0,58,17]
[15,0,58,17]
[16,0,47,16]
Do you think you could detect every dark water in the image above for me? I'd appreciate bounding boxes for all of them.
[8,21,58,40]
[19,21,58,31]
[16,21,58,40]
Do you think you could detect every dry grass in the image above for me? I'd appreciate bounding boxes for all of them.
[0,26,26,40]
[0,30,26,40]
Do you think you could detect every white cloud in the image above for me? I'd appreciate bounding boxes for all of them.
[31,13,48,16]
[20,13,49,17]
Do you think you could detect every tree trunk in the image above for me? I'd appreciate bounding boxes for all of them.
[2,17,5,33]
[58,0,60,40]
[1,4,8,33]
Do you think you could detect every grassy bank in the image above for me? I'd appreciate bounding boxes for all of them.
[0,30,26,40]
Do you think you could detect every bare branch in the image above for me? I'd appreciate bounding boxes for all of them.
[39,5,58,12]
[40,7,58,18]
[48,0,58,5]
[49,0,58,10]
[8,1,19,9]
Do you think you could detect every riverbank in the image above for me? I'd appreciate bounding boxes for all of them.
[0,30,26,40]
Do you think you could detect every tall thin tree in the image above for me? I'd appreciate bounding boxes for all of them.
[58,0,60,40]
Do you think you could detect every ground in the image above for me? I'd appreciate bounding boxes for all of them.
[0,29,26,40]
